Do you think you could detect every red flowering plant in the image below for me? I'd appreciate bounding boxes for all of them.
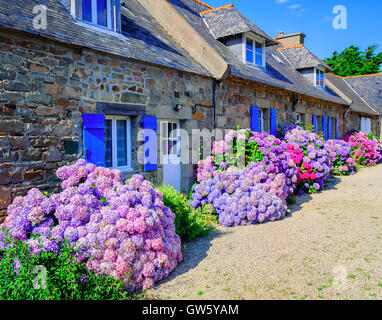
[284,127,332,194]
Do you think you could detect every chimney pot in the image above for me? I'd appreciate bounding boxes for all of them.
[279,31,284,37]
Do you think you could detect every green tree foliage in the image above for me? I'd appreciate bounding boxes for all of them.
[324,45,382,77]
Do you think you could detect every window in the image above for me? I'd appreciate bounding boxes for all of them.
[104,116,132,170]
[360,117,371,134]
[259,109,266,132]
[296,113,303,125]
[315,68,325,87]
[161,121,180,157]
[245,35,265,67]
[81,0,111,29]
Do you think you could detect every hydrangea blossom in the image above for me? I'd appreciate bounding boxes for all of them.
[284,126,332,194]
[325,140,355,175]
[344,131,382,166]
[1,159,182,292]
[190,162,288,227]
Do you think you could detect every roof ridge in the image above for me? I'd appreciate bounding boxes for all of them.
[192,0,214,10]
[343,73,382,79]
[328,72,382,79]
[200,3,234,15]
[277,44,304,51]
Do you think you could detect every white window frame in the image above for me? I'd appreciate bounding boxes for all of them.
[296,113,302,125]
[315,67,325,88]
[259,109,266,133]
[242,33,266,68]
[77,0,112,30]
[105,115,132,172]
[360,117,371,134]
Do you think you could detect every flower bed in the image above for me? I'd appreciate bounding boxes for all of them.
[284,127,331,194]
[1,160,182,291]
[191,129,297,227]
[345,131,382,166]
[190,163,288,227]
[325,140,356,175]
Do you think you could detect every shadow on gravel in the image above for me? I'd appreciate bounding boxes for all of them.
[153,229,230,288]
[286,175,341,215]
[323,175,341,191]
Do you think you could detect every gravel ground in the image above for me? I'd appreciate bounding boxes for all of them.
[148,164,382,300]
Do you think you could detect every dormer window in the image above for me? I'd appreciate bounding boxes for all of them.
[315,67,325,87]
[243,34,265,68]
[72,0,121,33]
[82,0,111,29]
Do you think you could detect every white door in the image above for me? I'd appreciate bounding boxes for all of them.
[161,120,181,191]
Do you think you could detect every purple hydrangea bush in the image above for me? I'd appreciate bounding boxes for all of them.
[192,129,298,227]
[190,163,289,227]
[1,160,182,291]
[325,140,356,175]
[284,127,332,194]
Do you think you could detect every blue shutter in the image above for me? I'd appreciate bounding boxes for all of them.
[335,118,339,139]
[142,116,157,171]
[312,115,318,134]
[83,114,105,167]
[111,0,121,32]
[250,106,260,132]
[322,116,327,140]
[327,117,332,140]
[270,108,277,137]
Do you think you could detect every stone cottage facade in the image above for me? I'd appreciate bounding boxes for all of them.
[0,0,380,221]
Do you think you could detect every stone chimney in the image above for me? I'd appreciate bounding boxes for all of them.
[275,32,306,47]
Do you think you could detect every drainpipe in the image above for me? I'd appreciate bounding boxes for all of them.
[213,80,218,129]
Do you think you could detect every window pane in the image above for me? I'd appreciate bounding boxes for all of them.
[117,120,128,167]
[82,0,92,22]
[97,0,107,27]
[105,119,113,168]
[255,42,263,54]
[255,53,262,66]
[246,38,253,51]
[246,49,254,63]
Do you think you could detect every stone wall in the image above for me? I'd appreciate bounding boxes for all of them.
[0,28,212,221]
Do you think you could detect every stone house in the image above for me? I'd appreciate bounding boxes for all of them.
[0,0,380,220]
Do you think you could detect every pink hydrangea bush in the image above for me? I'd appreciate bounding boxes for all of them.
[284,127,332,194]
[325,140,356,175]
[345,131,382,166]
[1,160,182,291]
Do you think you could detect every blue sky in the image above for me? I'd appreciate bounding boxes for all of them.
[204,0,382,60]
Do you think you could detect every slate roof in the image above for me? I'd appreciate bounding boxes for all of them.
[326,73,378,115]
[202,6,278,46]
[0,0,211,77]
[278,45,333,72]
[0,0,350,106]
[345,74,382,115]
[167,0,347,105]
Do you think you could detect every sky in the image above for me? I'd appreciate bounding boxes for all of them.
[204,0,382,60]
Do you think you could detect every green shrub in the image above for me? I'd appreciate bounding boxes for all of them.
[0,229,142,300]
[156,185,215,241]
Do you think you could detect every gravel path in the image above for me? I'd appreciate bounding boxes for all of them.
[148,164,382,300]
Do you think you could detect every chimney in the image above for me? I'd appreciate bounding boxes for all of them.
[276,32,306,47]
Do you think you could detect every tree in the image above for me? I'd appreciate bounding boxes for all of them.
[324,45,382,77]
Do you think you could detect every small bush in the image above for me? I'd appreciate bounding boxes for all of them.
[156,185,215,241]
[0,229,141,300]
